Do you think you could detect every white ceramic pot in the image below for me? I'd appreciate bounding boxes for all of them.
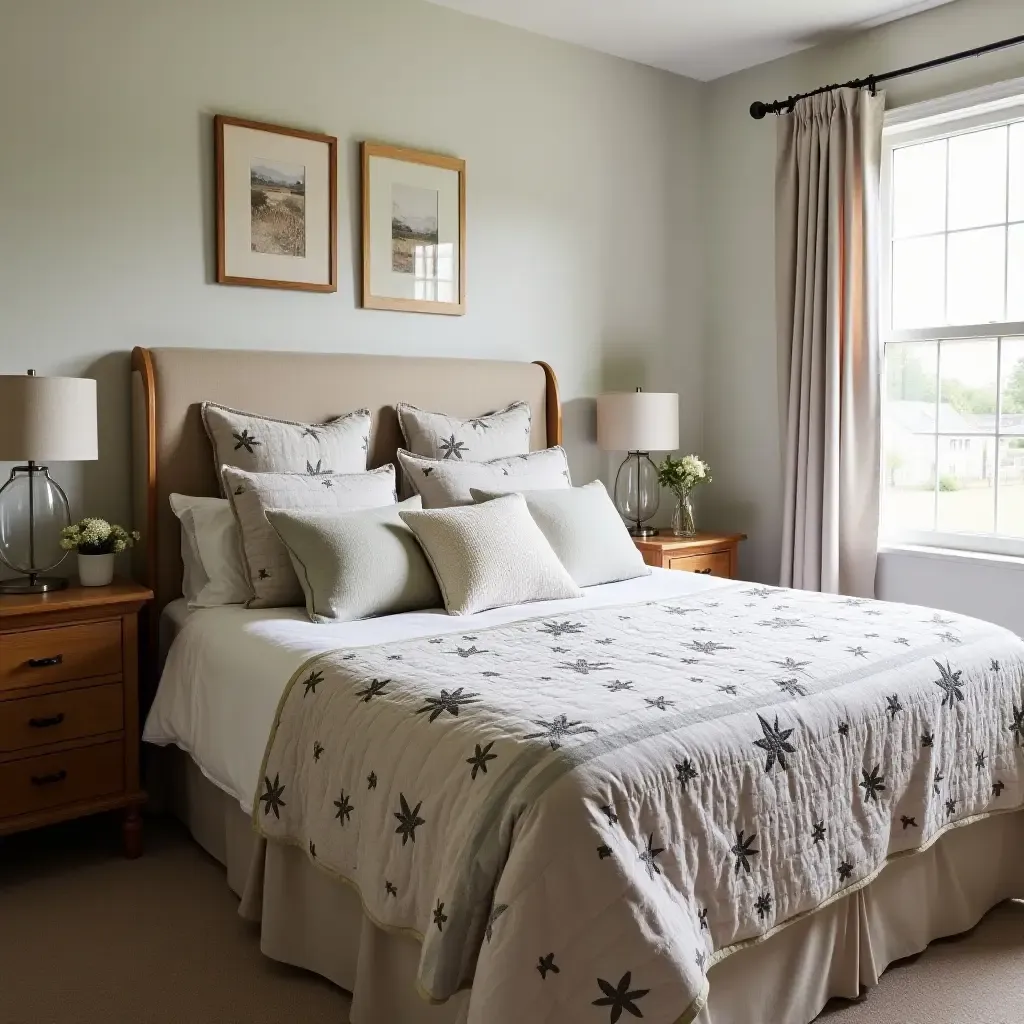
[78,552,115,587]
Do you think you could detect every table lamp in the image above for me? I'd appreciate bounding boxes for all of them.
[0,370,98,593]
[597,388,679,536]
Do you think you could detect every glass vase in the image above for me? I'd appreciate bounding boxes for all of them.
[671,493,696,537]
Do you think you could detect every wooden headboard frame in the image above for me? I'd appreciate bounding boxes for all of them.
[130,345,561,685]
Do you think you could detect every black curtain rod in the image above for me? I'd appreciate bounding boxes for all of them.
[749,32,1024,119]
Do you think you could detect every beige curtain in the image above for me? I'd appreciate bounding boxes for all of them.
[776,87,884,597]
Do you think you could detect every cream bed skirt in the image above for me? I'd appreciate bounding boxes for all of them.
[164,748,1023,1024]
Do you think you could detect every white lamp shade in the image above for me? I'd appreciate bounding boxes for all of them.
[0,375,98,462]
[597,391,678,452]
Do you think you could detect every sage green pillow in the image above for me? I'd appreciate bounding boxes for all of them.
[265,498,442,623]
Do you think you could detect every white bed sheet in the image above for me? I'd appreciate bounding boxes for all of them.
[143,568,731,812]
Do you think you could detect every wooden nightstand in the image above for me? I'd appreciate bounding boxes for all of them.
[0,580,152,856]
[633,532,746,579]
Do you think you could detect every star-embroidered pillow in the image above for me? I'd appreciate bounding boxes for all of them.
[396,402,531,463]
[202,402,370,494]
[397,446,571,509]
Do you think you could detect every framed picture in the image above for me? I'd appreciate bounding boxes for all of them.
[215,115,337,292]
[361,142,466,315]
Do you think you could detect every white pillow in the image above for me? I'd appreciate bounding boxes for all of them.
[397,446,571,508]
[222,464,397,608]
[471,481,651,588]
[400,493,582,615]
[168,494,249,608]
[266,497,442,623]
[202,402,370,494]
[397,401,531,462]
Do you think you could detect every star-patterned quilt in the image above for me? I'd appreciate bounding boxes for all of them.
[253,583,1024,1024]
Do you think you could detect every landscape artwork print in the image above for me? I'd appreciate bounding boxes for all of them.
[391,183,438,274]
[250,159,306,257]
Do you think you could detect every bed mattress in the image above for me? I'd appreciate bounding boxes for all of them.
[144,568,730,812]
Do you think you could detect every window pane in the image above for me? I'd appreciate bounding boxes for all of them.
[936,436,996,534]
[1001,337,1024,433]
[939,339,997,433]
[947,126,1007,231]
[946,226,1005,324]
[1010,122,1024,222]
[1009,224,1024,321]
[892,139,946,238]
[884,341,938,533]
[892,235,945,328]
[998,438,1024,537]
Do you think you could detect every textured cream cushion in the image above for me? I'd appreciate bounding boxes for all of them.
[397,401,531,462]
[397,446,571,508]
[265,498,442,623]
[471,480,651,588]
[400,494,582,615]
[202,402,370,493]
[168,494,249,608]
[222,465,397,608]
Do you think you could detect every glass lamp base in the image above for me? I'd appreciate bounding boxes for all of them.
[613,451,661,536]
[0,575,69,595]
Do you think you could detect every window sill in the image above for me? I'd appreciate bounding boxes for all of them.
[878,543,1024,573]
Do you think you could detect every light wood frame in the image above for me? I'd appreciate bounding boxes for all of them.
[361,142,467,315]
[215,114,338,292]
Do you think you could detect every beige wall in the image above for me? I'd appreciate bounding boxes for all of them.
[700,0,1024,625]
[0,0,704,558]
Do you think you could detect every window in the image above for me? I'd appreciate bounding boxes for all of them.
[881,87,1024,557]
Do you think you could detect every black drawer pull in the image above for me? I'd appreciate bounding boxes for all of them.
[695,568,713,575]
[30,770,67,786]
[28,655,63,668]
[28,712,65,729]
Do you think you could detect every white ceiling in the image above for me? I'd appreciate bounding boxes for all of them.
[423,0,957,81]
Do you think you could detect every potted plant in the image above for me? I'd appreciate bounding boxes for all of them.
[59,518,140,587]
[656,454,712,537]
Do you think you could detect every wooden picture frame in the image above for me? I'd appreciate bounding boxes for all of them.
[361,142,466,315]
[215,115,338,292]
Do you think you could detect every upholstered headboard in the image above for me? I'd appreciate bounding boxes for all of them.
[130,346,560,629]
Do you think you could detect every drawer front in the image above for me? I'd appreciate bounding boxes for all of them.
[0,740,124,818]
[667,551,732,578]
[0,683,123,753]
[0,619,122,693]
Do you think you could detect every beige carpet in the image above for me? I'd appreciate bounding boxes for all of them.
[1,816,1021,1024]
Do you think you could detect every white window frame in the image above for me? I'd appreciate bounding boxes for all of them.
[880,78,1024,559]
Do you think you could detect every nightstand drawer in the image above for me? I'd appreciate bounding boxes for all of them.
[0,619,122,693]
[0,740,124,818]
[667,551,732,577]
[0,683,124,753]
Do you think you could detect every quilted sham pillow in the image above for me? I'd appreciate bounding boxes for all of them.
[266,497,442,623]
[397,446,571,509]
[397,401,531,462]
[400,493,582,615]
[471,480,650,588]
[222,464,396,608]
[202,402,370,492]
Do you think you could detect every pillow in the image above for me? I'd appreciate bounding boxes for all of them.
[223,464,397,608]
[397,446,571,509]
[202,402,370,493]
[265,497,442,623]
[470,481,651,588]
[397,402,531,462]
[400,493,582,615]
[168,494,249,608]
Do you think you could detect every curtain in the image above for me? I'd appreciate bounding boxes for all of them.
[776,87,884,597]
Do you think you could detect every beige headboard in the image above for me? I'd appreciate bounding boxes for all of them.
[130,346,560,631]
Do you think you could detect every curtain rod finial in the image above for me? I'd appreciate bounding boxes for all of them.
[749,101,768,119]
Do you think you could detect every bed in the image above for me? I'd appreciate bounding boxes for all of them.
[133,346,1024,1024]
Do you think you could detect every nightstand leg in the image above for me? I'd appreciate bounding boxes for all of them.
[122,805,143,859]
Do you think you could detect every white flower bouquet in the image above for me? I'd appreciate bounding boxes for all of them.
[60,518,140,555]
[656,454,712,498]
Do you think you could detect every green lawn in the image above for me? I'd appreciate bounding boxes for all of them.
[885,482,1024,536]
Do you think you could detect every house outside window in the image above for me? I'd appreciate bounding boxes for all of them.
[881,83,1024,557]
